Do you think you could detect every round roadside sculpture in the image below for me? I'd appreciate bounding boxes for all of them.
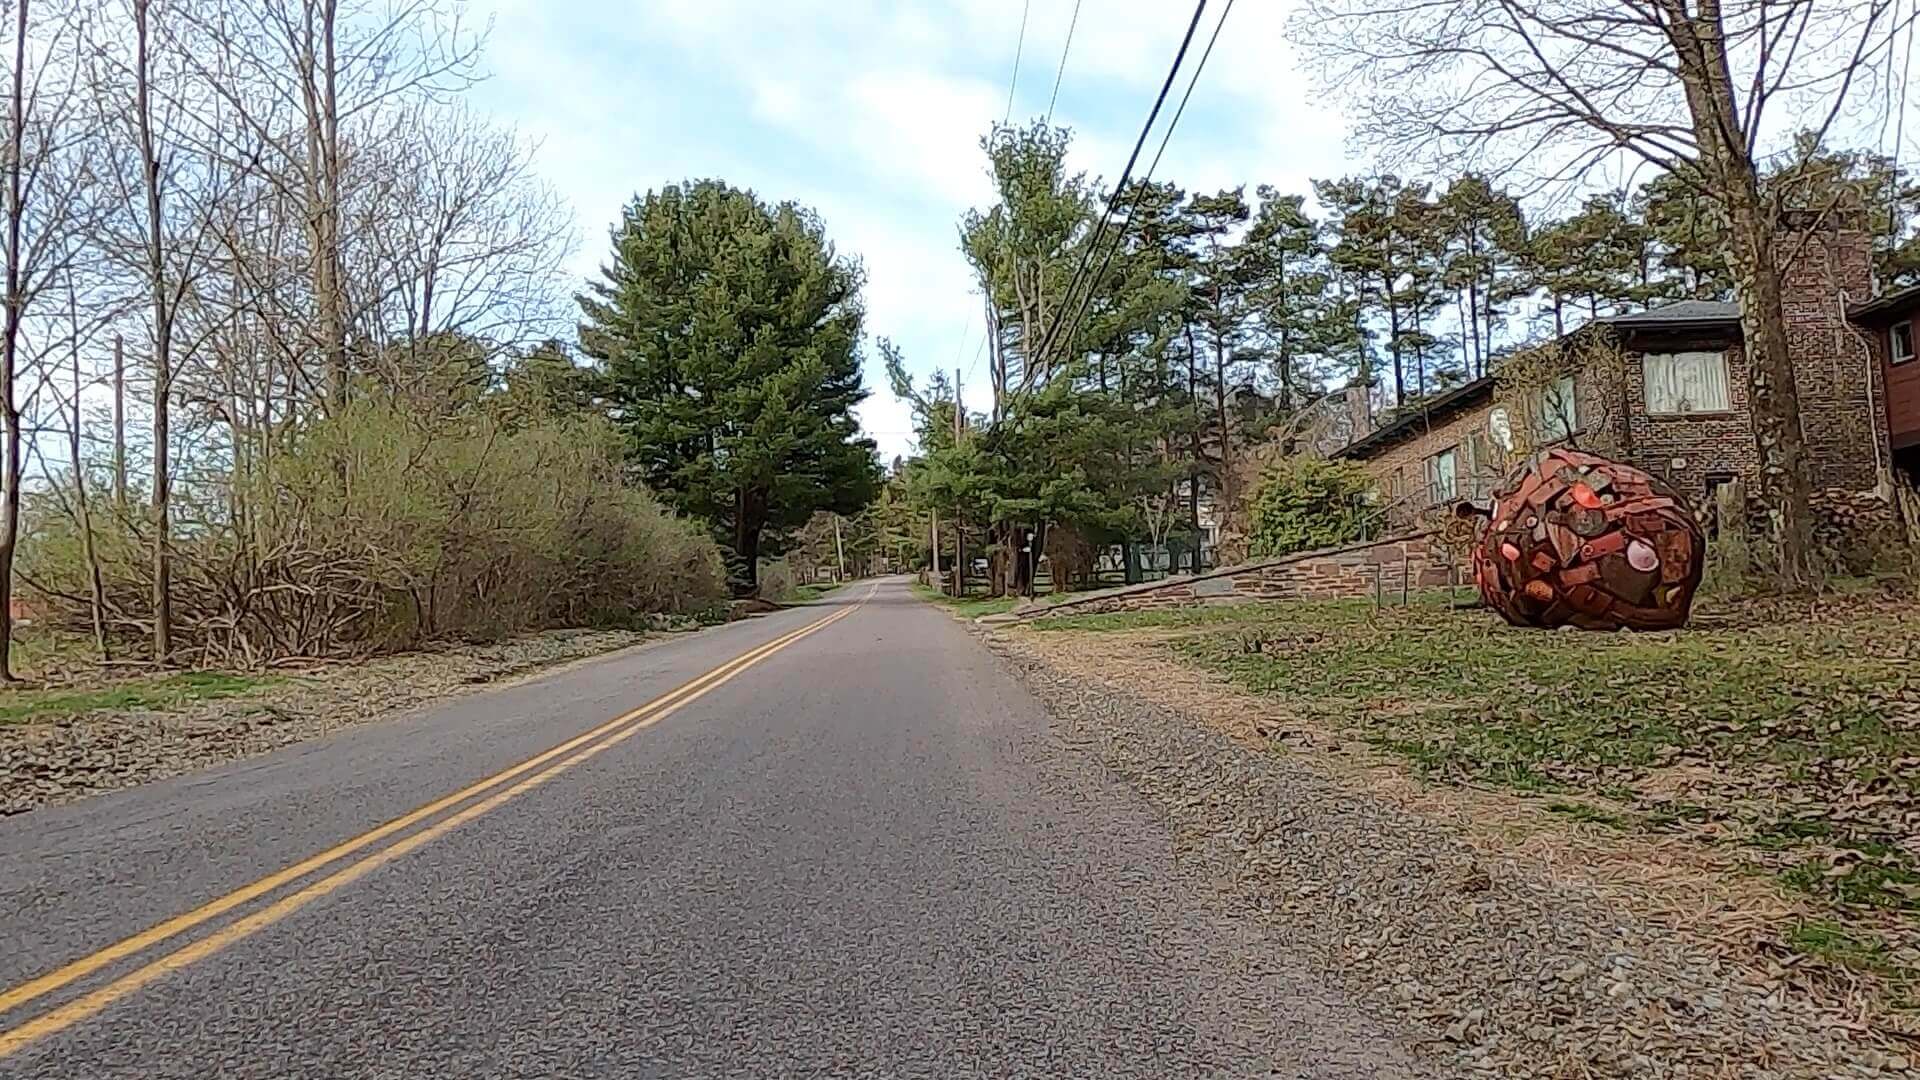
[1460,448,1705,631]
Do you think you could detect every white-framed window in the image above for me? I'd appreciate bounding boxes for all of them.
[1892,322,1916,366]
[1426,446,1459,503]
[1643,350,1732,415]
[1537,374,1577,441]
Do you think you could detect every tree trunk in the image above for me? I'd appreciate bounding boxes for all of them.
[1726,196,1814,578]
[1661,0,1814,580]
[732,489,764,595]
[0,0,25,680]
[136,1,172,663]
[1185,325,1205,575]
[1212,315,1231,532]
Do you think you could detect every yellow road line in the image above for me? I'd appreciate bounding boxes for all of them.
[0,595,864,1052]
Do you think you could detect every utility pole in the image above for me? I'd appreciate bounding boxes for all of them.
[931,507,941,584]
[832,514,846,581]
[112,335,126,512]
[952,367,965,597]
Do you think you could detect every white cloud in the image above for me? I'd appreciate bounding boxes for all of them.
[471,0,1351,461]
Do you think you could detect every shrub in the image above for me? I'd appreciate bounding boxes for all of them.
[1246,455,1374,558]
[20,393,727,664]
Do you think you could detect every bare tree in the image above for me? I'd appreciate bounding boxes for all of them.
[175,0,482,409]
[1,0,98,678]
[1292,0,1914,581]
[352,104,574,396]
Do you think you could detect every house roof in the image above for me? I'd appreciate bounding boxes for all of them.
[1334,375,1496,461]
[1601,299,1742,328]
[1848,282,1920,327]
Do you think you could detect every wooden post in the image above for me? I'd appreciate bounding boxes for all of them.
[1373,563,1383,608]
[832,514,846,582]
[952,366,964,597]
[112,335,125,512]
[1401,558,1411,606]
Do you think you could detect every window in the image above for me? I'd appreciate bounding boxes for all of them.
[1893,322,1916,366]
[1643,351,1732,415]
[1537,374,1577,441]
[1426,446,1459,503]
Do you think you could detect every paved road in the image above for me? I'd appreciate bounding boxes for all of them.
[0,577,1420,1078]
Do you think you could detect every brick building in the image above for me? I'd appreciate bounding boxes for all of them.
[1335,221,1914,521]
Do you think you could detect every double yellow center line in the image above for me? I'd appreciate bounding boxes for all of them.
[0,588,868,1058]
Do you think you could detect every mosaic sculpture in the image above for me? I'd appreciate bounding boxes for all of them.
[1461,448,1705,631]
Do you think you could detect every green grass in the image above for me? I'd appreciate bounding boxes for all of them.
[912,582,1021,619]
[1038,590,1920,935]
[1786,919,1904,977]
[1545,800,1631,828]
[781,582,844,604]
[0,671,276,725]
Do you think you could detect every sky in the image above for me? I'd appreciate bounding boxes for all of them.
[467,0,1353,463]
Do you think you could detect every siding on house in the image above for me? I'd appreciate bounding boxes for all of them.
[1883,316,1920,448]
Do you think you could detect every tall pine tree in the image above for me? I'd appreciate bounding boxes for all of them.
[579,180,880,594]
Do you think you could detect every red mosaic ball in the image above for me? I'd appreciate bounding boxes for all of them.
[1468,448,1705,631]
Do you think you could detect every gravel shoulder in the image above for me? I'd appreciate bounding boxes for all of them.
[985,623,1911,1078]
[0,628,664,816]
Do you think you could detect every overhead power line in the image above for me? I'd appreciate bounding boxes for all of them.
[1053,0,1237,355]
[1045,0,1084,122]
[1028,0,1211,377]
[1004,0,1031,124]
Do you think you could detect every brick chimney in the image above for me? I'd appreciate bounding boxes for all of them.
[1345,381,1374,442]
[1775,209,1884,489]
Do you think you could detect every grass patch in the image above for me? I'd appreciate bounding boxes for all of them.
[1545,800,1631,828]
[0,671,276,725]
[1786,919,1899,974]
[781,582,844,604]
[912,582,1021,619]
[1038,589,1920,950]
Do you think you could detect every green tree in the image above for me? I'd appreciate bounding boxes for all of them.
[579,180,881,594]
[1435,175,1527,377]
[1245,455,1373,557]
[1318,175,1450,404]
[1635,173,1733,302]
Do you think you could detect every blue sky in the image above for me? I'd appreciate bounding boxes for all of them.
[467,0,1353,462]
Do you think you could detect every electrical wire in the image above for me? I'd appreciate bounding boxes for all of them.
[1044,0,1234,371]
[1028,0,1211,378]
[1004,0,1031,125]
[1045,0,1083,123]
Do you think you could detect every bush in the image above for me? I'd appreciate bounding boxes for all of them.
[20,393,727,664]
[1246,455,1374,558]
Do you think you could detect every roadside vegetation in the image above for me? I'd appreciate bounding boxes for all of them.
[0,670,273,726]
[1029,589,1920,998]
[912,583,1020,620]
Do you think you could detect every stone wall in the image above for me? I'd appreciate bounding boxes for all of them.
[1006,531,1466,621]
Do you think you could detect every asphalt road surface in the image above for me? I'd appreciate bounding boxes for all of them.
[0,577,1422,1078]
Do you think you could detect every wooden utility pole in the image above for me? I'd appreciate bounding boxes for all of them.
[832,514,846,582]
[112,335,126,511]
[134,1,172,663]
[952,367,965,597]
